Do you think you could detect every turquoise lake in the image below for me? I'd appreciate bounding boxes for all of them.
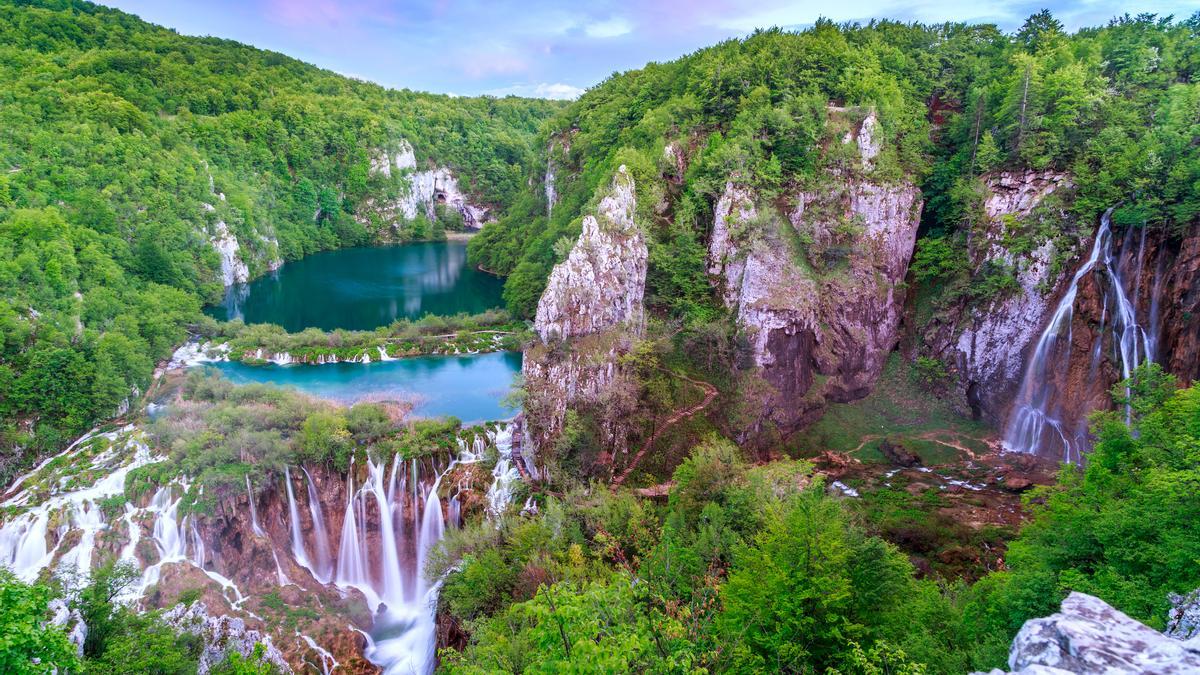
[206,241,504,331]
[206,351,521,423]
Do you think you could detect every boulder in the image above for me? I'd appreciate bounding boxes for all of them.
[977,592,1200,675]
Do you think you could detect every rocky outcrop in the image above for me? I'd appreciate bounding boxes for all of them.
[523,166,646,460]
[534,165,644,342]
[210,219,250,286]
[360,139,492,231]
[710,110,922,438]
[978,592,1200,674]
[202,165,282,286]
[921,170,1075,423]
[163,602,292,674]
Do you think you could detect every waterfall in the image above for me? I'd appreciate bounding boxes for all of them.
[335,468,375,605]
[284,467,314,574]
[415,485,444,599]
[484,425,520,519]
[367,459,405,607]
[246,475,265,537]
[1003,209,1154,461]
[302,468,333,582]
[0,430,156,584]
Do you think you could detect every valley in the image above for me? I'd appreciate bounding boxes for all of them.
[1,2,1199,674]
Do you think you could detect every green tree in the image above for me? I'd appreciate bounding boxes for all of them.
[0,571,79,674]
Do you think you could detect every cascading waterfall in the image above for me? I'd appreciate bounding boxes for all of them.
[247,475,265,537]
[0,429,156,583]
[303,468,333,582]
[335,464,373,602]
[367,458,405,606]
[1003,208,1155,461]
[484,425,520,518]
[284,467,314,576]
[321,422,519,675]
[1,421,521,675]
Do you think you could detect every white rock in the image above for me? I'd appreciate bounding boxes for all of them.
[210,220,250,286]
[163,602,292,674]
[534,165,645,343]
[994,592,1200,675]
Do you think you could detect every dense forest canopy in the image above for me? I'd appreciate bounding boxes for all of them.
[472,11,1200,319]
[0,0,560,481]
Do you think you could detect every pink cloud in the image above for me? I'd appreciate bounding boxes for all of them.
[262,0,396,28]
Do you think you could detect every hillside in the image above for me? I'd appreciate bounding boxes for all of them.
[0,0,560,481]
[1,4,1200,675]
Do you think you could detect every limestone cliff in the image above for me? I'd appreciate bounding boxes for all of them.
[522,166,646,459]
[202,167,282,287]
[709,110,922,438]
[359,138,493,232]
[920,170,1075,423]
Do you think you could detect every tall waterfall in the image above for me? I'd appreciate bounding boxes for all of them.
[303,468,333,582]
[247,475,265,537]
[284,467,314,575]
[1003,209,1155,461]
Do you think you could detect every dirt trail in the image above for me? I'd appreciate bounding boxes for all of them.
[613,374,717,486]
[848,430,996,460]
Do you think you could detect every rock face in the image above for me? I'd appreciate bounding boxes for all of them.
[163,602,292,674]
[360,139,492,231]
[523,166,646,459]
[1153,223,1200,385]
[534,166,644,342]
[709,110,922,438]
[979,592,1200,674]
[920,170,1075,423]
[210,219,250,286]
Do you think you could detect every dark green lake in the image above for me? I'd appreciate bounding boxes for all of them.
[208,351,521,423]
[206,241,504,331]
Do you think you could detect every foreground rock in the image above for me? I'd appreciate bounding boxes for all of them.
[163,602,292,674]
[978,592,1200,674]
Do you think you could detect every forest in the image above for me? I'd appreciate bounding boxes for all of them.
[0,0,559,482]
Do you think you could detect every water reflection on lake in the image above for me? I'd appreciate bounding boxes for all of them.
[206,242,504,331]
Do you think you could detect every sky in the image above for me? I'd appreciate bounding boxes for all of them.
[101,0,1197,99]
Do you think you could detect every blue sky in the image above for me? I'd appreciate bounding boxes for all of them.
[102,1,1196,99]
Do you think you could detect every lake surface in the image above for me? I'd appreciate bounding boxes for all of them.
[206,241,504,331]
[206,351,521,423]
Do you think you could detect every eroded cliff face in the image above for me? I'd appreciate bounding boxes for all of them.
[920,170,1074,424]
[1149,223,1200,384]
[709,111,922,439]
[523,166,646,459]
[359,139,493,232]
[919,168,1199,459]
[202,168,282,287]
